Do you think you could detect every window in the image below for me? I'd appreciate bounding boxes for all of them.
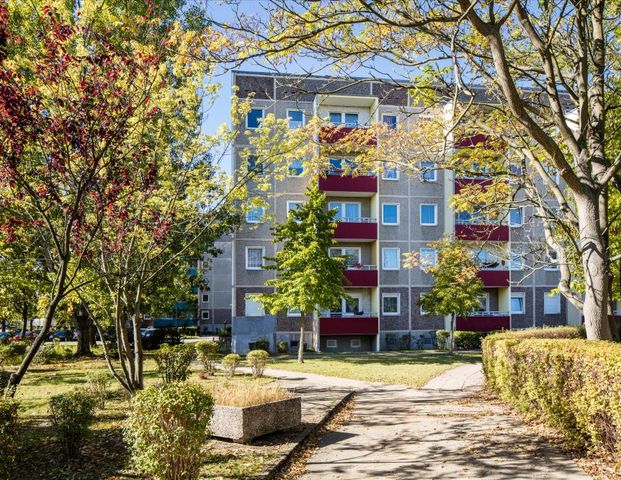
[509,207,523,227]
[345,113,359,127]
[246,206,264,223]
[511,293,525,314]
[419,248,437,271]
[544,292,561,314]
[329,112,359,127]
[382,115,397,129]
[247,155,264,176]
[331,295,361,316]
[382,248,400,270]
[288,158,304,176]
[382,204,400,225]
[382,293,400,315]
[382,162,399,180]
[245,247,264,270]
[202,293,209,303]
[510,252,525,271]
[350,339,362,348]
[476,250,501,269]
[329,112,342,125]
[286,201,303,216]
[545,250,560,271]
[201,310,210,320]
[244,296,264,317]
[329,247,361,267]
[420,161,437,182]
[328,201,360,222]
[288,110,304,129]
[246,108,264,129]
[326,339,337,348]
[477,293,489,312]
[328,158,356,175]
[420,204,438,226]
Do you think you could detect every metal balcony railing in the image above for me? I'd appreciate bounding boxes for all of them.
[345,264,377,270]
[322,312,378,318]
[335,217,377,223]
[467,311,510,317]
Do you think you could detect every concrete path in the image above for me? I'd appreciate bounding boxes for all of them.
[421,362,484,391]
[264,366,589,480]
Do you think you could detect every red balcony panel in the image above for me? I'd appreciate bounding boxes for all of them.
[477,270,509,287]
[454,134,493,149]
[320,126,377,146]
[455,224,509,242]
[320,316,379,335]
[454,178,493,194]
[334,222,378,241]
[319,175,377,194]
[343,269,378,287]
[456,315,510,332]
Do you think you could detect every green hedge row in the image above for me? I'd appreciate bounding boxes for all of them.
[482,326,621,456]
[436,330,488,350]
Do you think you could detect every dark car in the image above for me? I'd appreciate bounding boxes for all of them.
[13,331,37,342]
[49,330,74,342]
[141,328,182,350]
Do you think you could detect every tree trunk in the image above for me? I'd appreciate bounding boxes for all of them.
[577,194,613,340]
[449,313,455,355]
[20,303,28,337]
[298,312,305,363]
[73,303,93,357]
[1,319,6,333]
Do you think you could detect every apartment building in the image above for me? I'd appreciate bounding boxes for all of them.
[222,70,581,353]
[197,239,233,335]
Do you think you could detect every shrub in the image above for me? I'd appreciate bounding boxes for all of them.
[277,340,288,354]
[482,327,621,457]
[0,370,11,395]
[249,339,269,352]
[49,389,97,456]
[36,343,74,364]
[435,330,450,350]
[221,354,241,377]
[125,383,214,480]
[87,371,113,408]
[0,341,29,365]
[209,383,291,407]
[0,397,19,478]
[154,344,197,383]
[195,341,220,376]
[435,330,487,351]
[247,349,269,377]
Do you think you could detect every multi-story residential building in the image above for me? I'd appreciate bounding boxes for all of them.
[218,70,581,353]
[197,239,233,335]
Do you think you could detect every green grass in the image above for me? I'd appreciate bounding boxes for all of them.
[270,351,481,388]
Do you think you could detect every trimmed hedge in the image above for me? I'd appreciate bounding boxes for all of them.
[482,326,621,456]
[436,330,488,350]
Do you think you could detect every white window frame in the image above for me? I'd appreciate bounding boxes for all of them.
[420,161,437,182]
[246,108,265,129]
[382,162,399,181]
[350,338,362,348]
[509,207,524,227]
[544,250,560,271]
[202,293,209,303]
[477,293,490,312]
[287,109,305,129]
[245,246,265,270]
[246,206,265,224]
[420,204,438,226]
[382,203,400,226]
[328,201,361,222]
[544,292,561,314]
[201,310,210,320]
[286,201,303,216]
[287,158,304,177]
[419,248,438,272]
[510,252,525,271]
[382,247,400,271]
[382,114,398,129]
[329,112,343,125]
[244,296,265,317]
[326,339,338,348]
[382,293,400,316]
[247,155,264,176]
[329,247,362,266]
[510,293,525,314]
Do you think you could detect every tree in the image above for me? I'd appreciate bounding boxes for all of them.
[252,185,348,363]
[209,0,621,340]
[417,239,484,354]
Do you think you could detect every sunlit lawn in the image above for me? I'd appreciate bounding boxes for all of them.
[270,351,482,388]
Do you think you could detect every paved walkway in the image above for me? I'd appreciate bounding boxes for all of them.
[264,366,589,480]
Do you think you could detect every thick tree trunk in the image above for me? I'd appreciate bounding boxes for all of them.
[1,319,6,332]
[20,303,28,337]
[577,195,613,340]
[298,312,305,363]
[73,303,93,357]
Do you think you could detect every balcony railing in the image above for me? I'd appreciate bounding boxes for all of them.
[343,266,378,287]
[477,269,510,287]
[346,264,377,270]
[319,126,377,146]
[334,219,378,241]
[455,223,509,242]
[467,311,510,317]
[455,218,502,226]
[336,217,376,223]
[320,314,379,335]
[456,312,510,332]
[322,312,378,318]
[319,174,377,195]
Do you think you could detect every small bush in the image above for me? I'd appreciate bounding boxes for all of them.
[49,389,97,456]
[195,341,220,376]
[221,353,241,377]
[0,341,29,365]
[0,370,11,395]
[154,344,197,383]
[0,397,19,478]
[209,383,291,407]
[247,349,269,377]
[435,330,488,351]
[36,343,74,364]
[87,371,113,408]
[125,382,214,480]
[277,340,288,354]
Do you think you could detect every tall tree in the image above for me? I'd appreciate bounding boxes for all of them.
[209,0,621,340]
[417,239,484,354]
[252,185,348,363]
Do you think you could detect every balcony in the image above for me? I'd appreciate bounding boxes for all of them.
[455,221,509,242]
[319,126,377,146]
[319,173,377,196]
[456,311,510,332]
[454,178,493,194]
[477,269,510,287]
[320,314,379,335]
[343,266,378,287]
[334,218,377,242]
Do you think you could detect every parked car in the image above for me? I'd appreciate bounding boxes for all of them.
[13,331,37,342]
[49,330,74,342]
[0,332,11,343]
[141,328,182,350]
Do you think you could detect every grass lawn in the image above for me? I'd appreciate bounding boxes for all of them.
[269,350,482,388]
[8,355,280,480]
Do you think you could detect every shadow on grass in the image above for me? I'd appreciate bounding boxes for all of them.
[278,352,481,368]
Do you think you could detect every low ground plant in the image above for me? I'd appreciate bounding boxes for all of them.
[36,341,74,364]
[247,350,269,378]
[208,383,291,407]
[154,344,197,383]
[125,382,214,480]
[221,353,241,377]
[0,397,19,478]
[49,389,97,456]
[196,341,220,376]
[277,340,288,354]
